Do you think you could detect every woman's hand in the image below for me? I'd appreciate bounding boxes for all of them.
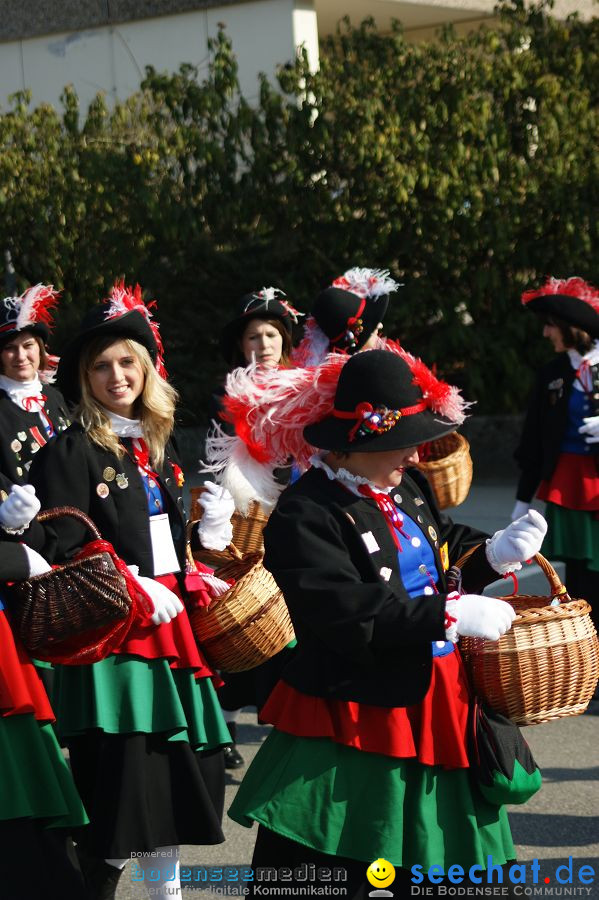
[196,482,235,551]
[23,545,52,577]
[578,415,599,444]
[0,484,41,533]
[446,593,516,642]
[127,566,184,624]
[485,509,547,574]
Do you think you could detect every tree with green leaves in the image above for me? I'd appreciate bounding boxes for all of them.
[0,1,597,420]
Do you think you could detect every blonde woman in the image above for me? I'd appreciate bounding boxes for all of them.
[29,283,230,900]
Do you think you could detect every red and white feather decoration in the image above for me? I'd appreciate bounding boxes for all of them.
[105,279,167,378]
[522,276,599,311]
[332,267,399,299]
[15,283,59,331]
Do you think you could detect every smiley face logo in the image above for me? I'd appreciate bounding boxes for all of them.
[366,858,396,889]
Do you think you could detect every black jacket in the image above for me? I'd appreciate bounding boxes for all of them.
[514,354,599,502]
[28,423,188,581]
[263,466,495,708]
[0,385,70,485]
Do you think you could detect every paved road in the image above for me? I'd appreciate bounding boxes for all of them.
[117,479,599,899]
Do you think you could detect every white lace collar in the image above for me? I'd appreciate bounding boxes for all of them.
[0,374,44,408]
[310,453,392,497]
[567,340,599,371]
[103,408,144,438]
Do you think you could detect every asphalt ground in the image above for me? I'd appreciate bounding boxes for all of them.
[115,478,599,900]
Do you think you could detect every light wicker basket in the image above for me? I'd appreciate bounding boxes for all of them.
[190,486,269,556]
[190,544,295,673]
[459,553,599,726]
[417,432,473,509]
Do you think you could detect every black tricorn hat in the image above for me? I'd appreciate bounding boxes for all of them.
[0,284,59,345]
[219,288,303,365]
[312,287,388,354]
[522,276,599,338]
[57,283,162,404]
[304,349,456,452]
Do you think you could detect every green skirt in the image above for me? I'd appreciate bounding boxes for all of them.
[0,713,88,828]
[542,503,599,571]
[53,655,231,750]
[229,730,514,869]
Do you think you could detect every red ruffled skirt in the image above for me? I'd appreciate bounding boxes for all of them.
[260,644,470,769]
[537,452,599,510]
[0,611,54,721]
[112,574,216,679]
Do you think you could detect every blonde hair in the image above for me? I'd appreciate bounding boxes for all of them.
[76,336,178,467]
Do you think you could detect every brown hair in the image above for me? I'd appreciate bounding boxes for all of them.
[546,316,593,354]
[0,331,48,374]
[229,317,292,370]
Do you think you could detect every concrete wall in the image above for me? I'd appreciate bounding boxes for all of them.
[0,0,319,112]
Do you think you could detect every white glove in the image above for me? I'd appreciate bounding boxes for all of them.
[196,482,235,551]
[23,544,52,577]
[446,593,516,642]
[511,500,531,521]
[127,566,184,625]
[578,415,599,443]
[0,484,41,532]
[485,509,548,575]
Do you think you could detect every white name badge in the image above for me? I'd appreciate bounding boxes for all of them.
[361,531,380,554]
[149,514,181,576]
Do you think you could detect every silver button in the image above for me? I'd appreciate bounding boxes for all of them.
[418,564,428,575]
[393,494,402,504]
[411,537,421,548]
[423,586,434,595]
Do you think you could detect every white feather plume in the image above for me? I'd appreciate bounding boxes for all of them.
[332,267,400,299]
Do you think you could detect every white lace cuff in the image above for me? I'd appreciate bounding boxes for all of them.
[485,535,523,575]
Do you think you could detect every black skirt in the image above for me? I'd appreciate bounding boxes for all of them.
[68,731,225,858]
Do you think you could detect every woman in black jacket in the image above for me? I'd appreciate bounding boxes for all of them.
[29,281,230,900]
[0,284,70,484]
[513,276,599,631]
[229,349,546,897]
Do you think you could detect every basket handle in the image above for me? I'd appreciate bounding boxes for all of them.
[454,546,570,603]
[37,506,102,541]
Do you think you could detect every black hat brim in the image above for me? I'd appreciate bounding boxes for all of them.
[304,407,456,453]
[526,294,599,339]
[57,310,157,404]
[0,323,50,345]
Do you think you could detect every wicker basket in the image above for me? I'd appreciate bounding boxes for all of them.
[417,432,473,509]
[190,486,269,555]
[190,544,295,672]
[460,553,599,725]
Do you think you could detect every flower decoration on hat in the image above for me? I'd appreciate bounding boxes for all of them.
[0,283,59,337]
[105,280,167,378]
[332,399,425,443]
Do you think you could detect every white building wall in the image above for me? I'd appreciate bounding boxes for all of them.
[0,0,319,113]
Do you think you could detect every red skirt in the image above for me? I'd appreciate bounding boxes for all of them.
[260,645,470,769]
[0,611,54,721]
[537,452,599,510]
[112,574,215,679]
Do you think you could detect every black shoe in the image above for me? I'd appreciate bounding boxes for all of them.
[75,846,124,900]
[224,743,245,768]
